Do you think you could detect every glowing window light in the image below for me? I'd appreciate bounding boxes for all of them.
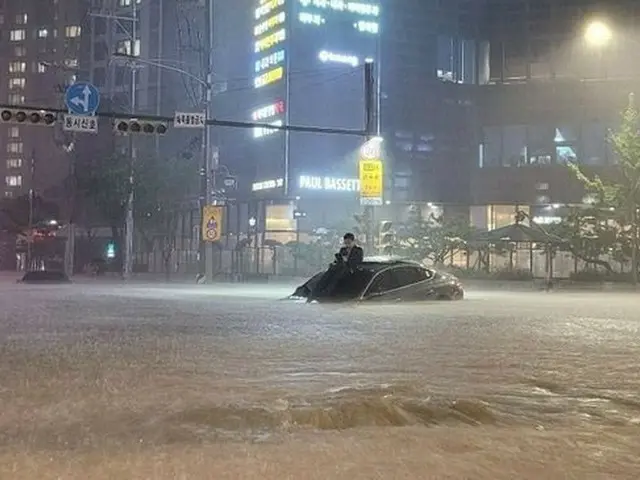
[254,66,284,88]
[255,29,286,53]
[354,20,378,34]
[255,0,285,20]
[299,12,324,25]
[318,50,359,67]
[255,49,285,73]
[297,0,379,16]
[254,11,286,36]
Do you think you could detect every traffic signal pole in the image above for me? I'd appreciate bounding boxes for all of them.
[364,61,376,254]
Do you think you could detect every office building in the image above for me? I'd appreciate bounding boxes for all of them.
[472,0,640,229]
[0,0,86,201]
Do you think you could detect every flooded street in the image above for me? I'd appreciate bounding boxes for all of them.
[1,282,639,478]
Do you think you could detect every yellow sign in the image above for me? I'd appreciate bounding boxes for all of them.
[202,205,223,242]
[254,66,284,88]
[359,159,383,204]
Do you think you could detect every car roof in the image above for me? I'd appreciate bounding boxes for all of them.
[360,257,426,271]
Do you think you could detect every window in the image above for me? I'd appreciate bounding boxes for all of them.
[482,126,502,167]
[10,29,26,41]
[581,122,606,165]
[37,28,49,38]
[15,13,28,25]
[527,126,553,165]
[5,175,22,187]
[390,267,426,290]
[34,62,46,73]
[8,94,25,104]
[502,125,527,166]
[8,127,20,138]
[6,159,22,169]
[8,61,26,73]
[14,45,26,57]
[64,58,78,68]
[4,191,14,199]
[7,143,23,154]
[116,38,140,56]
[119,0,142,6]
[65,25,81,38]
[8,78,25,89]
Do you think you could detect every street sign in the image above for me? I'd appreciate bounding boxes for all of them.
[359,159,383,206]
[174,112,205,128]
[201,205,223,242]
[63,114,98,133]
[64,82,100,115]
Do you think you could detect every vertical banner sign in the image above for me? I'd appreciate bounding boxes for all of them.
[359,140,383,206]
[202,205,224,242]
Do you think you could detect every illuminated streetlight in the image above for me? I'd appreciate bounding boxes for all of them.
[584,20,613,47]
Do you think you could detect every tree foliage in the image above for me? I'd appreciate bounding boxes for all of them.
[0,195,60,234]
[562,93,640,279]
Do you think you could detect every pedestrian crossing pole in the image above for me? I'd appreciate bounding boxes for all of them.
[364,60,376,253]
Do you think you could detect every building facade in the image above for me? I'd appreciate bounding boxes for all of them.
[472,0,640,229]
[0,0,86,201]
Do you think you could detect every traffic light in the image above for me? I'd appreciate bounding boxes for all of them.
[114,119,168,135]
[379,220,396,255]
[0,108,57,126]
[106,241,116,259]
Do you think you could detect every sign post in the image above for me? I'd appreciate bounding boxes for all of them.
[173,112,206,128]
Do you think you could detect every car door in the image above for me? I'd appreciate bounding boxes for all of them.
[387,266,432,301]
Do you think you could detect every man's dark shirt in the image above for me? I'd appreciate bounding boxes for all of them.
[338,245,364,271]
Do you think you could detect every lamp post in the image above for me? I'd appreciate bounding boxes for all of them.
[112,53,213,280]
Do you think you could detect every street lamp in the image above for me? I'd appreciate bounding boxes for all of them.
[584,20,613,47]
[112,52,214,280]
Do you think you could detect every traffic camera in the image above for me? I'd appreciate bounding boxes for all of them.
[114,119,168,135]
[0,108,57,126]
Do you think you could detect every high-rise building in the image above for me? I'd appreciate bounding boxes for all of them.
[0,0,86,201]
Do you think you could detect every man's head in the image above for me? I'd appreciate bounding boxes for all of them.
[343,232,356,248]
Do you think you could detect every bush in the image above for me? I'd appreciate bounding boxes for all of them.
[569,270,633,283]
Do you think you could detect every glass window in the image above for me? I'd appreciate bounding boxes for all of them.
[6,159,22,169]
[367,271,393,294]
[37,28,48,38]
[65,25,81,38]
[482,126,502,167]
[8,127,20,138]
[7,143,23,154]
[527,126,553,165]
[8,61,26,73]
[15,13,27,25]
[8,78,25,89]
[116,38,140,56]
[502,125,527,166]
[5,175,22,187]
[579,123,606,165]
[14,45,26,56]
[8,94,25,104]
[554,125,578,164]
[10,29,26,41]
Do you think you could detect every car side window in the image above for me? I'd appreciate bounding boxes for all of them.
[368,271,393,294]
[389,267,427,289]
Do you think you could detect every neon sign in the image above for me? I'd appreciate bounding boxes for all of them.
[318,50,359,67]
[255,0,285,20]
[251,100,285,121]
[252,178,284,191]
[254,66,284,88]
[254,12,286,36]
[299,12,324,25]
[354,20,378,34]
[255,29,286,53]
[297,0,380,16]
[255,49,285,73]
[299,175,360,192]
[254,120,283,138]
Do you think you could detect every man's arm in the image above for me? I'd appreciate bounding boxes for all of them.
[347,247,364,269]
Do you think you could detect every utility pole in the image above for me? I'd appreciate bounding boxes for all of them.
[364,60,377,253]
[123,0,137,280]
[27,149,35,271]
[198,0,214,281]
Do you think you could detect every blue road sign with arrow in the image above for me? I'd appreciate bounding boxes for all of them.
[64,82,100,115]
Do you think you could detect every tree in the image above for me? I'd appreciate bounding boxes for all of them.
[567,93,640,283]
[0,194,60,233]
[395,211,472,266]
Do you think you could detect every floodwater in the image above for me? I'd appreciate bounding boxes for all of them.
[0,281,639,478]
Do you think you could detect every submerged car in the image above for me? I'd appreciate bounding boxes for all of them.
[290,257,464,303]
[18,270,71,284]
